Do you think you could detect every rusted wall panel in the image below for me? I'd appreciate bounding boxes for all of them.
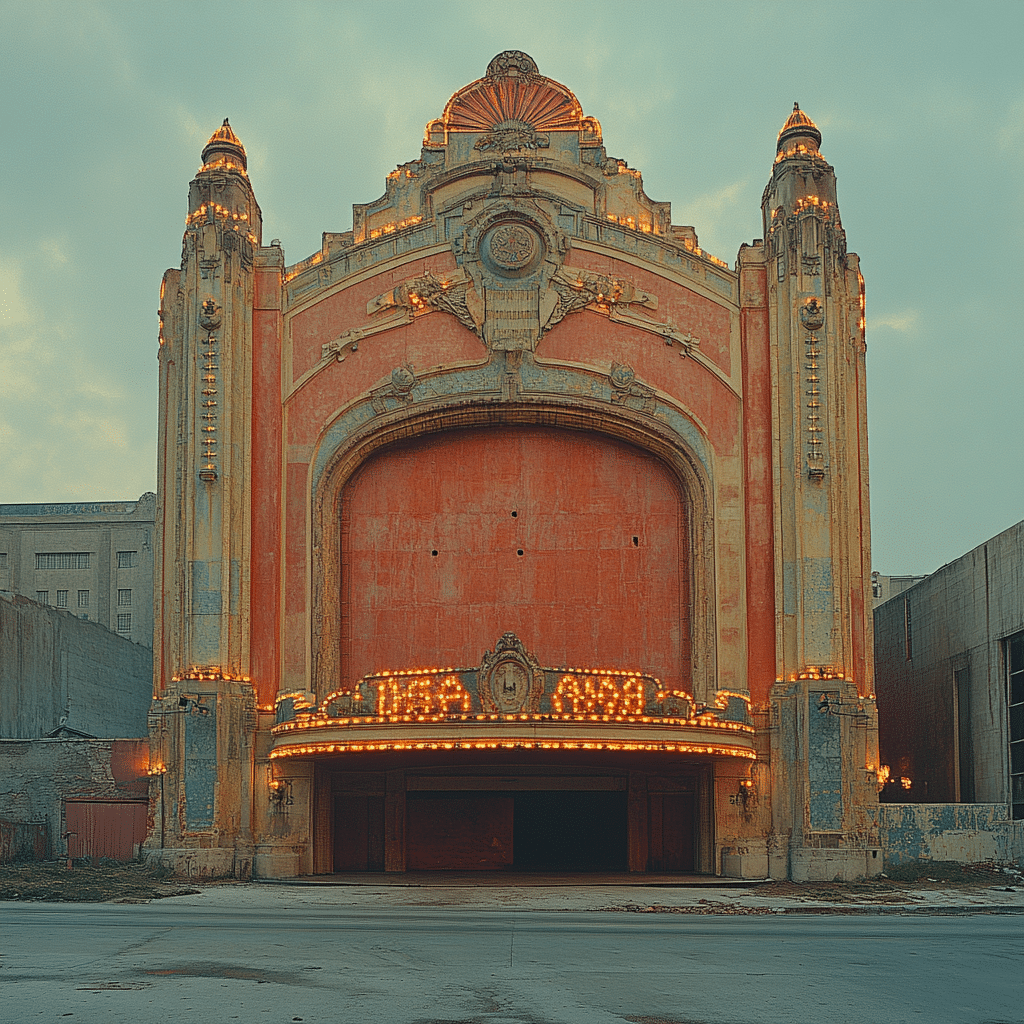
[0,739,149,855]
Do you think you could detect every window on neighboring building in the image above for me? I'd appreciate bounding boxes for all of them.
[117,588,132,607]
[116,613,132,634]
[116,550,137,569]
[56,590,68,608]
[0,552,8,569]
[36,590,49,604]
[35,552,90,570]
[1008,632,1024,821]
[78,590,89,607]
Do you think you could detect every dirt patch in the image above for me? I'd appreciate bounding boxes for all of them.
[0,860,208,902]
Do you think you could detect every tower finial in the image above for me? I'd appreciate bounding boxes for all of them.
[777,103,821,155]
[201,118,247,173]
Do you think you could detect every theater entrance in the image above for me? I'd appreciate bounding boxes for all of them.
[321,758,709,874]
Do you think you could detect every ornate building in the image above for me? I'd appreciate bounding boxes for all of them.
[149,53,879,880]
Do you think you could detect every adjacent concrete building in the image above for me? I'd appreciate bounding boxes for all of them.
[875,519,1024,816]
[0,592,152,861]
[871,572,927,609]
[150,53,879,881]
[0,493,156,647]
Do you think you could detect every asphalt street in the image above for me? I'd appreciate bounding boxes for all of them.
[2,900,1021,1024]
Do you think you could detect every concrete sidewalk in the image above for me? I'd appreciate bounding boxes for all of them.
[201,867,1024,916]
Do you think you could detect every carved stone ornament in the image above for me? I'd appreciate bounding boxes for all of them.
[363,205,665,357]
[198,298,221,332]
[800,297,825,331]
[321,328,363,362]
[485,51,540,81]
[608,362,656,413]
[478,632,544,713]
[370,363,417,415]
[475,120,550,153]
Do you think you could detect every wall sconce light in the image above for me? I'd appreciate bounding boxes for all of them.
[268,768,293,810]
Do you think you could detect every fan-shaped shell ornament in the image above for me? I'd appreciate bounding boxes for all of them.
[444,51,584,134]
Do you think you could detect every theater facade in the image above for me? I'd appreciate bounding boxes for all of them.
[148,53,880,881]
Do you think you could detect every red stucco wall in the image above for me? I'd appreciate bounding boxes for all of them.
[339,425,690,687]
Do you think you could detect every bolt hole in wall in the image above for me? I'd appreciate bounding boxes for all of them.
[431,550,438,557]
[517,549,524,557]
[632,536,639,547]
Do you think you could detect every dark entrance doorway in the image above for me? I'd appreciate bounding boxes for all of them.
[402,790,627,871]
[513,791,627,871]
[323,759,707,874]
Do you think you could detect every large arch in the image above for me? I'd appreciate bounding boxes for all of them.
[310,394,718,704]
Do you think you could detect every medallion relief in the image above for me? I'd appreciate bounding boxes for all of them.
[478,632,544,713]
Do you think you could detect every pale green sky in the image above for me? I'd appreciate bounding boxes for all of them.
[1,0,1021,574]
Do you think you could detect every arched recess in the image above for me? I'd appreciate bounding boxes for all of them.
[310,397,717,704]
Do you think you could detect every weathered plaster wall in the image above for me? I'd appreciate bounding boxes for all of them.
[875,519,1023,804]
[0,738,149,855]
[878,803,1024,868]
[0,593,152,740]
[341,426,687,685]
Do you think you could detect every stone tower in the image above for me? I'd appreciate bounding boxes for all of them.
[759,105,879,879]
[149,121,263,876]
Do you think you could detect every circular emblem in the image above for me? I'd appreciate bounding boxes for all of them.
[610,363,635,390]
[482,222,542,277]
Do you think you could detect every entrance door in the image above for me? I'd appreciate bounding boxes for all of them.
[65,801,147,862]
[333,794,384,871]
[647,791,695,871]
[406,793,513,869]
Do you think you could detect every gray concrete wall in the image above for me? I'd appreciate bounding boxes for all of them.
[0,738,149,856]
[874,519,1023,805]
[878,803,1024,869]
[0,592,152,739]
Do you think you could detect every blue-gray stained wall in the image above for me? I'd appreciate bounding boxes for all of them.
[878,803,1024,868]
[0,592,152,739]
[808,690,843,829]
[184,706,217,830]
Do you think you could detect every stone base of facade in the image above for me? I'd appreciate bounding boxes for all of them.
[720,845,769,879]
[790,846,882,881]
[253,843,309,879]
[144,846,245,879]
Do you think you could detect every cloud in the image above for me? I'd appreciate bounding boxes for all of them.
[39,238,70,266]
[869,310,920,333]
[0,256,142,502]
[670,179,751,260]
[0,260,34,325]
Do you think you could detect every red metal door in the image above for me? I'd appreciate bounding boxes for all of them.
[65,801,148,861]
